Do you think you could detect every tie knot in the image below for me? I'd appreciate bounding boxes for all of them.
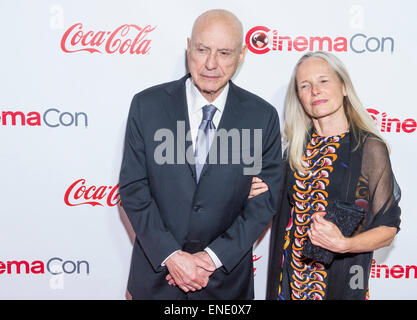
[202,104,217,121]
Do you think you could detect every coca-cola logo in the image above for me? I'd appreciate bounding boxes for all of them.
[64,179,120,207]
[61,23,156,55]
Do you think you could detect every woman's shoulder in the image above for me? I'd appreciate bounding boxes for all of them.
[358,130,391,172]
[361,132,389,155]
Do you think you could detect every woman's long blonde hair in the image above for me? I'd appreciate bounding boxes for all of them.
[283,51,386,172]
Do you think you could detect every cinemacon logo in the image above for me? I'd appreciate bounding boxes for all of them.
[246,26,394,54]
[367,108,416,133]
[371,260,416,279]
[0,258,89,275]
[61,23,156,55]
[0,109,88,128]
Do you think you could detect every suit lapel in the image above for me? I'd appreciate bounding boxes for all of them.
[216,81,241,132]
[163,74,197,182]
[162,77,244,185]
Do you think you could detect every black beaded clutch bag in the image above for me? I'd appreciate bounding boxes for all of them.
[303,200,365,265]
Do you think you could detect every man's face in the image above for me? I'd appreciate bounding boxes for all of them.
[187,21,247,101]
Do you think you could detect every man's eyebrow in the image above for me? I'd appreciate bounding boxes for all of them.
[195,43,233,52]
[193,43,209,49]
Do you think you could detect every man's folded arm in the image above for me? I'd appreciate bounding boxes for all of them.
[119,95,182,272]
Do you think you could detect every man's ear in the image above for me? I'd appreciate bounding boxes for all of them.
[186,38,192,61]
[239,45,248,66]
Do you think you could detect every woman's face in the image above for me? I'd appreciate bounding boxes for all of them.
[296,57,347,121]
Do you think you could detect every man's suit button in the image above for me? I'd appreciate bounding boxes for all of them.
[193,205,200,212]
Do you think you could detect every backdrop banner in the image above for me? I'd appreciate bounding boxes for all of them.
[1,0,416,300]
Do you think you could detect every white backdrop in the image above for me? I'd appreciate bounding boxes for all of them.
[1,0,416,300]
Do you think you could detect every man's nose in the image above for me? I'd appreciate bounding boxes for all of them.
[205,51,219,70]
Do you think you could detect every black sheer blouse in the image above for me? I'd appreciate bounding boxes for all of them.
[266,130,401,300]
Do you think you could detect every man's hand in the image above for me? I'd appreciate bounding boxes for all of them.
[164,250,216,292]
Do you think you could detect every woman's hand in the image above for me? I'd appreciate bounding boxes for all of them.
[308,212,398,254]
[248,177,269,199]
[307,212,348,253]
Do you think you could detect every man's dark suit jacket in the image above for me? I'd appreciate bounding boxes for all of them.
[119,74,282,299]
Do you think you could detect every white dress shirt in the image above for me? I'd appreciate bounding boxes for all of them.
[161,77,229,269]
[185,77,228,152]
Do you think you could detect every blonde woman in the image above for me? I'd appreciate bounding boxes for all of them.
[251,51,401,300]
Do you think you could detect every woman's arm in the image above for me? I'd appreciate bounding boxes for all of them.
[309,137,401,254]
[343,225,397,253]
[248,177,269,198]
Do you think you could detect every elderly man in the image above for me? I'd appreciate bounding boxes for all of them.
[119,9,282,299]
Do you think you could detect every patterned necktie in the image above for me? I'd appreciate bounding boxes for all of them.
[194,104,217,182]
